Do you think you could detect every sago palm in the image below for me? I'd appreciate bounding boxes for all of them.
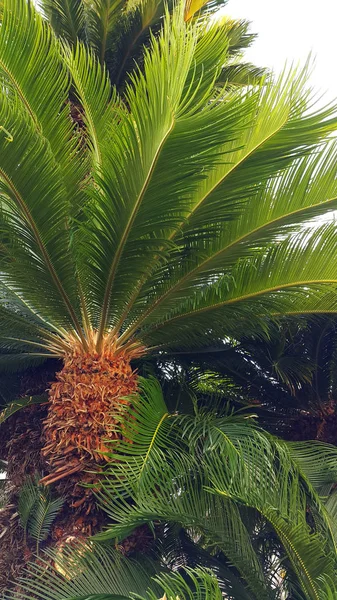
[2,0,337,501]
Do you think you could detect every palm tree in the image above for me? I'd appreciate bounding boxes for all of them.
[2,0,337,537]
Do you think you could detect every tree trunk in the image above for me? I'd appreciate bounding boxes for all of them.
[0,347,142,592]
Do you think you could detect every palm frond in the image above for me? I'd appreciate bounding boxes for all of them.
[18,475,41,539]
[115,74,337,346]
[0,0,85,200]
[0,395,47,425]
[40,0,84,44]
[218,62,267,87]
[28,494,64,552]
[0,93,82,332]
[4,543,162,600]
[64,42,118,171]
[82,7,248,340]
[142,567,223,599]
[17,475,64,552]
[135,223,337,350]
[93,380,337,600]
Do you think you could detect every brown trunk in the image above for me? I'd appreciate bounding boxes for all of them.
[0,403,47,591]
[41,347,138,485]
[0,345,147,592]
[286,399,337,444]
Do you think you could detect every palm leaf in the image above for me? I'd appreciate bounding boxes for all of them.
[0,0,85,198]
[28,494,65,551]
[40,0,84,44]
[93,381,337,600]
[142,567,224,599]
[4,543,162,600]
[113,72,337,346]
[17,475,64,552]
[18,475,41,539]
[0,395,47,425]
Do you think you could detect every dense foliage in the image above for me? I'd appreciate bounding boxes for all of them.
[1,0,337,597]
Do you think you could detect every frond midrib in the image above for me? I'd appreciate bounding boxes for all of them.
[96,116,176,348]
[0,167,86,347]
[142,278,337,337]
[119,195,337,343]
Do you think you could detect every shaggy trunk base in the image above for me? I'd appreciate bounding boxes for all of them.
[41,347,138,507]
[0,403,48,592]
[0,349,147,592]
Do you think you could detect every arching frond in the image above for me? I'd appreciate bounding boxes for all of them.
[40,0,84,44]
[4,543,162,600]
[92,380,337,599]
[0,0,337,374]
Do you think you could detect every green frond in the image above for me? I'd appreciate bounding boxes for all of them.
[65,42,118,170]
[92,380,337,600]
[85,7,249,339]
[142,567,223,600]
[40,0,84,44]
[17,475,64,552]
[0,0,85,200]
[0,394,47,425]
[110,0,171,86]
[218,62,267,88]
[287,442,337,490]
[28,494,64,551]
[205,435,336,600]
[98,377,176,494]
[18,475,41,537]
[0,93,82,330]
[5,547,229,600]
[4,543,162,600]
[134,224,337,349]
[115,72,337,346]
[82,0,125,67]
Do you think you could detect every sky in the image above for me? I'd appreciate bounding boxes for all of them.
[224,0,337,106]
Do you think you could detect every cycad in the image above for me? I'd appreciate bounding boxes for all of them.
[1,0,337,500]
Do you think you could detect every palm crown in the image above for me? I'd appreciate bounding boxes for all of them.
[2,0,337,485]
[39,0,265,89]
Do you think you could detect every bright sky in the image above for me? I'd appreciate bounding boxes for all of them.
[225,0,337,106]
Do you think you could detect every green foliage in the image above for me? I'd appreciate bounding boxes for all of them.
[3,539,234,600]
[142,568,224,599]
[0,395,47,425]
[0,0,336,362]
[6,379,337,599]
[39,0,262,89]
[92,379,337,600]
[18,475,64,552]
[4,543,162,600]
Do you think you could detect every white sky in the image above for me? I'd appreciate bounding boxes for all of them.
[225,0,337,106]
